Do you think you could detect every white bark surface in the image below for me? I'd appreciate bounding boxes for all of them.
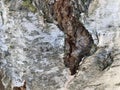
[0,0,120,90]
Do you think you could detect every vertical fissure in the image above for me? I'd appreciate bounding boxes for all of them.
[52,0,94,75]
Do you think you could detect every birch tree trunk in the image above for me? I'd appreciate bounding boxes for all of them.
[0,0,120,90]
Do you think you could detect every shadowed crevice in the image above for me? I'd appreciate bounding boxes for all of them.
[52,0,94,75]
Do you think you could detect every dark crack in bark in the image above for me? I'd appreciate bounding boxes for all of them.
[53,0,94,75]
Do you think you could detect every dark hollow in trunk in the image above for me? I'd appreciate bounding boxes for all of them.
[52,0,94,75]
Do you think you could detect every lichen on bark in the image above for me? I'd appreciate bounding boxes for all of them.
[22,0,37,13]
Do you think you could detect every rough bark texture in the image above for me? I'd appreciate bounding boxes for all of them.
[53,0,94,75]
[1,0,120,90]
[0,71,5,90]
[13,81,26,90]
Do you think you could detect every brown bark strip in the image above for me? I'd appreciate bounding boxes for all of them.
[53,0,94,75]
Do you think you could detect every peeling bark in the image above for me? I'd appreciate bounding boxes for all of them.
[53,0,94,75]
